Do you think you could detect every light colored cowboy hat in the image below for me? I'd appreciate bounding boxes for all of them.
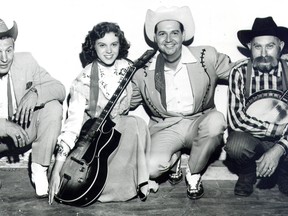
[144,6,195,43]
[238,16,288,47]
[0,19,18,41]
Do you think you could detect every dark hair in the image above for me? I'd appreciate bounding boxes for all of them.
[80,22,130,67]
[154,21,184,34]
[0,36,15,47]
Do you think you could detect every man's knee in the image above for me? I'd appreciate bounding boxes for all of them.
[35,100,63,138]
[149,162,160,179]
[148,157,169,179]
[41,100,63,122]
[225,131,251,160]
[201,111,227,137]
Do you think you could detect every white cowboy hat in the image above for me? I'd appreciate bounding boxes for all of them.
[144,6,195,43]
[0,19,18,41]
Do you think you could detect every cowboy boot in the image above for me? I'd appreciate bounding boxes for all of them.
[168,159,183,185]
[234,163,257,197]
[185,166,204,200]
[31,162,49,198]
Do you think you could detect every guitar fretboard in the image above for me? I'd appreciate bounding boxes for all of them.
[88,65,136,137]
[84,49,156,139]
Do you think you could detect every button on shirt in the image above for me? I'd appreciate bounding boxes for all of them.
[165,63,193,114]
[164,46,196,114]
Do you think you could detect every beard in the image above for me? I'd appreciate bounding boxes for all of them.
[252,56,279,73]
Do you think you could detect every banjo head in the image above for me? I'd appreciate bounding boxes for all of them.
[245,89,288,124]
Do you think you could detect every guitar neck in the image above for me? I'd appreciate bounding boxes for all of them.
[85,49,156,138]
[87,65,137,136]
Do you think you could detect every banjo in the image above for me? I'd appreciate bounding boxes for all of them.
[244,59,288,124]
[245,89,288,124]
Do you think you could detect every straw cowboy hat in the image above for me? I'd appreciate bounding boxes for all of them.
[238,16,288,48]
[0,19,18,41]
[144,6,195,44]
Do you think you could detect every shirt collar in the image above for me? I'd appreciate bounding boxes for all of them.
[0,71,11,80]
[148,45,197,71]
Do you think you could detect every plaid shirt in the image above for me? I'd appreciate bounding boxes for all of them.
[228,58,288,150]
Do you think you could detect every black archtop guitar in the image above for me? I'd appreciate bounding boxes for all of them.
[55,49,156,207]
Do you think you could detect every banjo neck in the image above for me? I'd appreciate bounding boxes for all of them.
[280,90,288,103]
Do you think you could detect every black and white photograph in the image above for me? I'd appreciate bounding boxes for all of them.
[1,0,288,215]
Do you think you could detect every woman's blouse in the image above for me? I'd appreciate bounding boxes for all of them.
[58,59,132,150]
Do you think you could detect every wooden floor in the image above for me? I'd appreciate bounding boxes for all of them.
[1,159,288,216]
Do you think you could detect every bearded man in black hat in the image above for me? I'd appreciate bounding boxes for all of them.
[0,19,65,198]
[225,16,288,197]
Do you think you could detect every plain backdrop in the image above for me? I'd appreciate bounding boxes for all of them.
[1,0,288,122]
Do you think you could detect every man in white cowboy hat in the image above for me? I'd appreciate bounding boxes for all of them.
[225,16,288,197]
[131,6,234,200]
[0,19,65,198]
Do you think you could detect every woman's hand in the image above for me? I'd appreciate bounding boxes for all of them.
[48,169,61,205]
[48,159,65,205]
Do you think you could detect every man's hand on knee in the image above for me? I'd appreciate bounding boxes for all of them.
[3,120,29,147]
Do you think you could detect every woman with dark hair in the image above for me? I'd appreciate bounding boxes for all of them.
[80,22,130,67]
[48,22,151,204]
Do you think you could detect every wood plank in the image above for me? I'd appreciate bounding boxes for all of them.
[1,168,288,215]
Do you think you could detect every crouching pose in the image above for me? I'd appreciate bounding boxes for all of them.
[0,19,65,198]
[131,6,233,200]
[226,17,288,196]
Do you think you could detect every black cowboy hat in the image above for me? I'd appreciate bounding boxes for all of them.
[0,19,18,41]
[237,16,288,48]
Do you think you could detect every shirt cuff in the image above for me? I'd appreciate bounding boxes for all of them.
[57,132,78,150]
[266,123,283,137]
[265,123,275,136]
[276,139,288,156]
